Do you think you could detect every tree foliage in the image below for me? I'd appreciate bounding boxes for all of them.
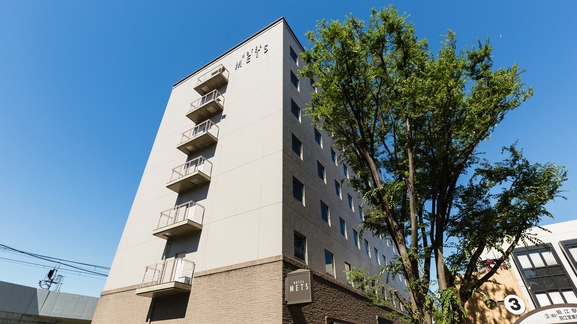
[301,6,567,323]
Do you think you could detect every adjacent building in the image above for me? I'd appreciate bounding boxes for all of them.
[92,18,405,323]
[0,280,98,324]
[466,220,577,323]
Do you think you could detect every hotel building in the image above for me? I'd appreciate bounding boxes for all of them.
[93,18,405,324]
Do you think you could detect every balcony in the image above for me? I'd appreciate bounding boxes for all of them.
[153,200,204,239]
[177,120,219,155]
[166,156,212,193]
[136,258,195,298]
[193,64,229,95]
[187,90,224,124]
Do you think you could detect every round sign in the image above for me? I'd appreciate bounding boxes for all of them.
[504,294,526,315]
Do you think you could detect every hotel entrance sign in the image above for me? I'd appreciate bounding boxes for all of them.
[285,269,312,305]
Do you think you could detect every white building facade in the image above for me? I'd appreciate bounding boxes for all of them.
[508,220,577,309]
[93,18,404,324]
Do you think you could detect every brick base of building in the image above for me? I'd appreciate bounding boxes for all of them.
[93,255,402,324]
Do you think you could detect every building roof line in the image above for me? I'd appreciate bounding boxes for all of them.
[174,17,303,88]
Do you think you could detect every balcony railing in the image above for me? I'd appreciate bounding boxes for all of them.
[193,64,229,95]
[153,200,204,239]
[177,120,219,155]
[187,90,224,123]
[135,258,195,298]
[166,156,212,193]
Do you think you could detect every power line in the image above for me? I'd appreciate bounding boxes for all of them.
[0,244,109,277]
[0,256,106,280]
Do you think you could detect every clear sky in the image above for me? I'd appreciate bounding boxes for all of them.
[1,1,575,297]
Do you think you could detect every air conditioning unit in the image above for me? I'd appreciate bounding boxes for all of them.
[178,276,191,284]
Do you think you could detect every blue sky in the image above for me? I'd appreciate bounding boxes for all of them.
[1,1,575,297]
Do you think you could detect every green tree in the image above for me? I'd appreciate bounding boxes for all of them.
[301,6,567,323]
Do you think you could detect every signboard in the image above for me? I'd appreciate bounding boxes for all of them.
[285,269,312,305]
[515,303,577,324]
[505,295,526,315]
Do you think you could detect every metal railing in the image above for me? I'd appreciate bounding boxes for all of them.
[189,89,224,113]
[196,64,228,86]
[140,258,195,287]
[156,200,205,230]
[180,120,219,145]
[169,156,213,182]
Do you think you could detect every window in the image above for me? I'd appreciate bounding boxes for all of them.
[375,248,380,264]
[560,239,577,275]
[359,208,363,220]
[310,78,316,92]
[320,201,330,224]
[314,128,322,147]
[289,46,298,64]
[294,232,306,262]
[382,254,387,266]
[291,134,302,158]
[317,161,326,182]
[339,218,347,238]
[293,177,304,204]
[513,245,577,307]
[324,250,335,277]
[291,99,300,121]
[330,148,337,164]
[353,230,359,248]
[334,180,341,198]
[343,163,349,178]
[347,194,354,211]
[344,262,352,285]
[290,70,299,90]
[364,239,371,257]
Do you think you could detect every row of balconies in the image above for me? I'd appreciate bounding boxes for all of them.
[137,65,228,298]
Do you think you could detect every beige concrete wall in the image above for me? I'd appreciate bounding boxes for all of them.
[104,19,286,291]
[464,267,531,324]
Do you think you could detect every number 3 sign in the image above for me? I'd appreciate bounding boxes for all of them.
[504,295,526,315]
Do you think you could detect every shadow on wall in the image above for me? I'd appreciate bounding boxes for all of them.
[146,293,190,321]
[464,270,529,324]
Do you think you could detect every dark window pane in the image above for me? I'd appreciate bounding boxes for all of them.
[528,276,555,291]
[294,232,306,260]
[290,47,298,63]
[291,134,301,157]
[317,161,325,181]
[290,71,299,89]
[291,100,300,120]
[314,128,322,145]
[321,201,329,223]
[552,274,573,289]
[293,177,303,202]
[325,250,334,275]
[331,148,336,163]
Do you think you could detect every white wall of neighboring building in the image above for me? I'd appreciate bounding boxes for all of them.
[511,220,577,309]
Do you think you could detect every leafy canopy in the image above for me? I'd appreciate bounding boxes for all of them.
[301,6,566,324]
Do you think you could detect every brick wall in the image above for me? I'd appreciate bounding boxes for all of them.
[93,256,402,323]
[282,258,403,324]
